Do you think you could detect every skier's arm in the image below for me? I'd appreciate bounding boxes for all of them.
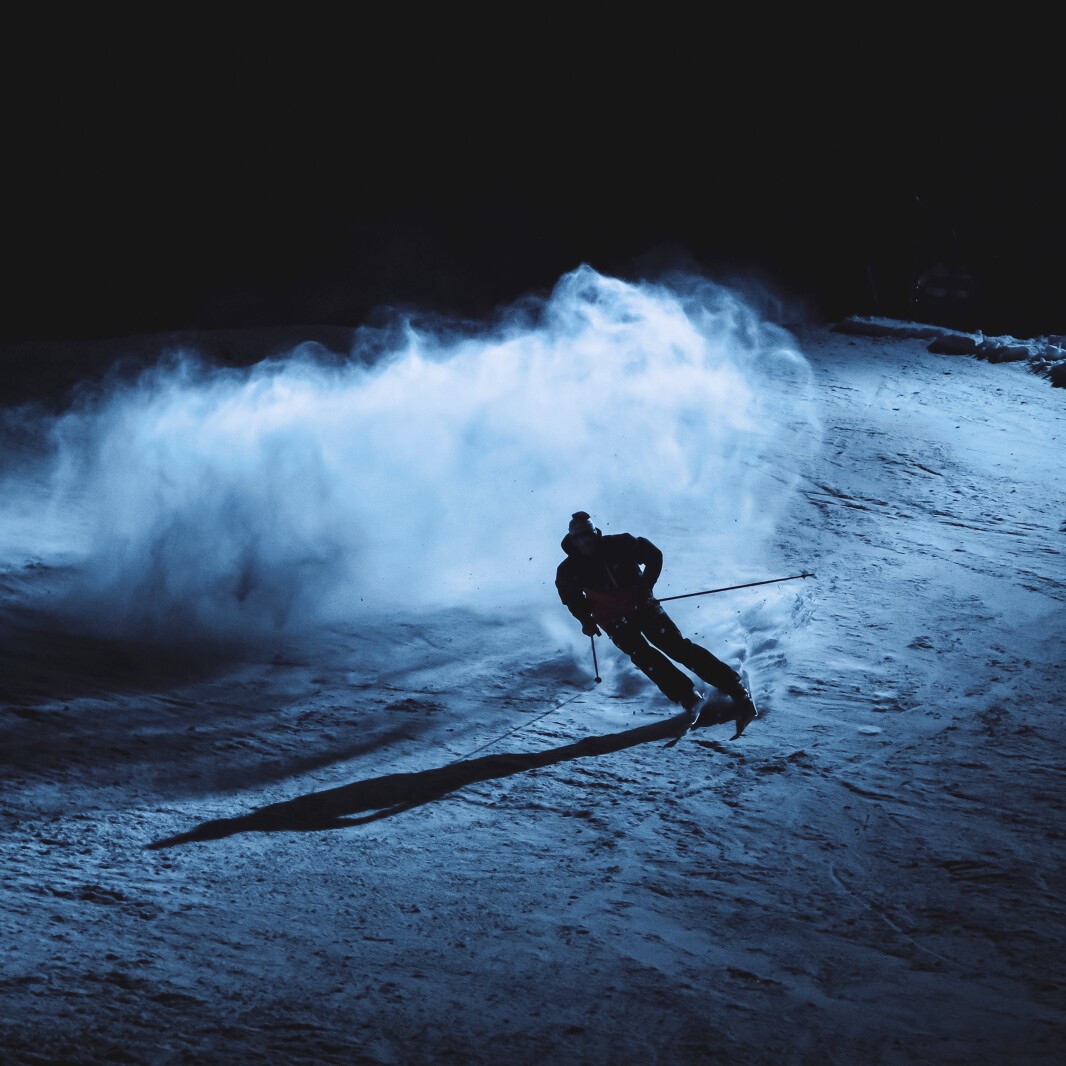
[633,536,663,594]
[556,564,600,634]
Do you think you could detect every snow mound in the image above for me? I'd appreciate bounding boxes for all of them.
[834,315,1066,388]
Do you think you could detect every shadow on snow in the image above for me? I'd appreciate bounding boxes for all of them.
[145,703,739,849]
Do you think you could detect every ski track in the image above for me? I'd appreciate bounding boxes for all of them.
[2,325,1065,1063]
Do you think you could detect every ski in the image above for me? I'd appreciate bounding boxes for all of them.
[663,668,758,747]
[663,707,701,748]
[728,667,759,740]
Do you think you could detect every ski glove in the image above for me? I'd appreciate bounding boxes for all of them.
[581,619,602,637]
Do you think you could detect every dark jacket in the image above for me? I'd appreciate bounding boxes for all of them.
[556,531,663,627]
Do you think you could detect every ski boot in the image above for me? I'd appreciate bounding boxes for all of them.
[727,675,758,740]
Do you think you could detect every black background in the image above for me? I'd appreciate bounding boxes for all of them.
[2,27,1063,349]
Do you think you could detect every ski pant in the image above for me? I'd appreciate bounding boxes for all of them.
[604,601,740,706]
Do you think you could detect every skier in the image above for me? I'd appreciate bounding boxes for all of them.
[555,511,757,737]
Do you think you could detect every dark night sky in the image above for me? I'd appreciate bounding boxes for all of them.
[2,33,1062,349]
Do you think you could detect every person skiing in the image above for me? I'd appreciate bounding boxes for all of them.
[555,511,757,738]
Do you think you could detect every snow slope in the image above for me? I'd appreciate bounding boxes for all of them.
[1,279,1064,1064]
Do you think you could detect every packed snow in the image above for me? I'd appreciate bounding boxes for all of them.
[1,267,1063,1064]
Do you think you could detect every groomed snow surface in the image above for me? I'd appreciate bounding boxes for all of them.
[2,270,1064,1064]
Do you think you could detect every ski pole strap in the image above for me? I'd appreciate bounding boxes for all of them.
[657,572,815,603]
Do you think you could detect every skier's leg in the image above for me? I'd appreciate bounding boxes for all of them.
[606,618,699,708]
[639,603,742,693]
[639,605,758,735]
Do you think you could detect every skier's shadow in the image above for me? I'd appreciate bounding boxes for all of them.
[146,703,735,849]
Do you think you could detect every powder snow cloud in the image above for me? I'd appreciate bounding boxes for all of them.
[10,266,822,644]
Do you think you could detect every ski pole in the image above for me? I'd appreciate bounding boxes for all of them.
[590,634,601,683]
[657,572,816,603]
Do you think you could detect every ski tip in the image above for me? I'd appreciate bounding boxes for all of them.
[664,707,699,748]
[664,727,689,749]
[730,705,759,741]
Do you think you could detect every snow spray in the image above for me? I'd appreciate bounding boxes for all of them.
[9,265,822,644]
